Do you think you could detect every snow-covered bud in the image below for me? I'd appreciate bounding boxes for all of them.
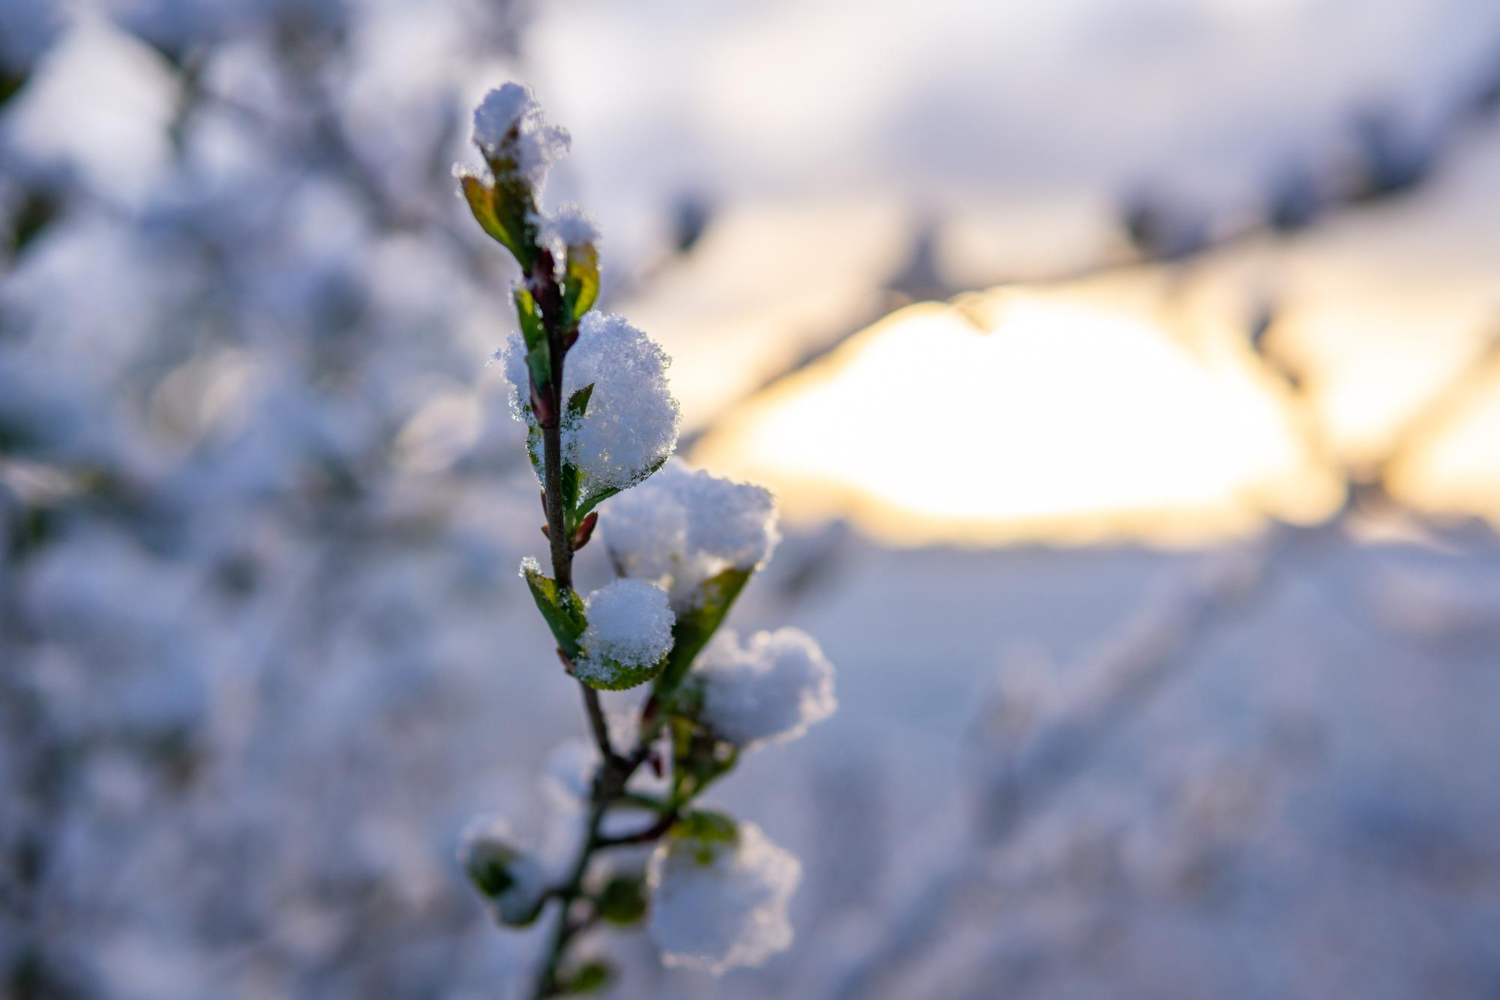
[686,628,836,750]
[459,83,570,269]
[603,460,778,612]
[470,83,570,190]
[459,815,547,926]
[544,204,601,324]
[575,579,675,690]
[647,818,801,975]
[500,313,680,504]
[544,203,601,250]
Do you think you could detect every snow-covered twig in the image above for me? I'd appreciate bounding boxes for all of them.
[456,83,838,997]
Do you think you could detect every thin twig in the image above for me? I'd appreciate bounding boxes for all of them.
[531,800,606,999]
[526,224,682,993]
[596,812,678,849]
[579,686,620,767]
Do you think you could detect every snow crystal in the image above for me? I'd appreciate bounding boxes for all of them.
[690,628,837,750]
[498,312,681,499]
[575,578,675,686]
[544,203,600,249]
[470,83,571,189]
[458,814,545,926]
[647,819,801,975]
[603,460,779,610]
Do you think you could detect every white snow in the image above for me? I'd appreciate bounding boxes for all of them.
[544,203,601,249]
[5,15,177,207]
[561,313,680,497]
[470,82,570,189]
[689,628,837,750]
[471,84,531,150]
[603,460,779,610]
[499,311,681,499]
[575,578,675,687]
[647,819,801,976]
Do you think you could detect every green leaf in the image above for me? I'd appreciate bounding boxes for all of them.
[461,174,525,265]
[526,421,544,477]
[575,454,669,521]
[574,484,621,522]
[514,287,546,353]
[553,387,594,526]
[567,383,594,418]
[9,189,58,256]
[672,808,740,862]
[521,563,586,657]
[0,70,27,110]
[675,808,738,843]
[669,721,739,804]
[467,856,516,898]
[655,566,753,693]
[563,243,600,322]
[576,654,665,692]
[596,874,648,926]
[460,164,541,270]
[559,960,613,994]
[526,342,552,391]
[560,460,581,518]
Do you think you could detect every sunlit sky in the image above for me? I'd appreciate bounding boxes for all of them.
[673,137,1500,545]
[667,124,1500,546]
[687,208,1500,545]
[692,291,1340,545]
[509,0,1500,545]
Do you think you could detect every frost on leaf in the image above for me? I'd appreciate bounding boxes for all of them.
[647,819,801,975]
[575,578,675,690]
[603,460,778,611]
[470,82,570,190]
[458,814,546,927]
[687,628,837,750]
[498,313,681,502]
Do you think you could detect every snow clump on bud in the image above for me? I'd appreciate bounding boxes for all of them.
[603,460,778,610]
[575,578,675,689]
[688,628,836,750]
[499,312,680,499]
[470,82,570,189]
[459,815,546,926]
[647,820,801,975]
[543,203,600,250]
